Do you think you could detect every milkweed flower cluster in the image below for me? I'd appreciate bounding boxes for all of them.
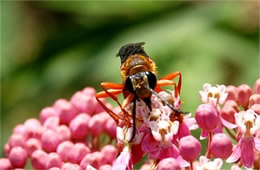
[1,87,118,170]
[1,79,260,170]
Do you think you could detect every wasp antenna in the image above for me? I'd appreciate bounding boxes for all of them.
[129,94,137,143]
[146,86,182,113]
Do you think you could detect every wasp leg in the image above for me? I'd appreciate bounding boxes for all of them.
[96,82,132,127]
[155,80,178,98]
[158,71,182,97]
[96,89,122,124]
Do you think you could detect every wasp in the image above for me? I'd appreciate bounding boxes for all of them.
[96,42,183,142]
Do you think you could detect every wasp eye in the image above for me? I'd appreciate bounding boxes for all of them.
[146,71,157,89]
[125,76,134,93]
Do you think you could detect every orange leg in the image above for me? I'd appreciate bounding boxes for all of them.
[96,82,132,126]
[157,71,182,97]
[155,80,178,97]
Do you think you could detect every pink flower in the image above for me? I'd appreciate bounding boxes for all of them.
[200,83,228,107]
[195,104,218,131]
[101,145,118,165]
[8,146,28,168]
[57,141,74,162]
[236,84,253,109]
[225,85,237,101]
[31,149,49,169]
[194,156,223,170]
[249,94,260,107]
[46,152,63,169]
[148,108,179,144]
[40,107,58,123]
[179,135,201,162]
[53,99,78,125]
[62,162,82,170]
[227,109,260,168]
[80,151,103,169]
[251,104,260,115]
[25,138,42,156]
[112,146,133,170]
[210,133,232,159]
[69,113,90,140]
[0,158,13,170]
[69,143,90,164]
[41,129,61,153]
[142,132,188,167]
[157,158,181,170]
[254,78,260,94]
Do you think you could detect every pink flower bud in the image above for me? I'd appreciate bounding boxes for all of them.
[210,133,232,159]
[31,149,48,169]
[249,94,260,107]
[46,152,63,169]
[157,158,181,170]
[221,106,236,124]
[13,124,27,137]
[94,98,110,113]
[101,145,117,165]
[41,129,61,153]
[8,146,28,168]
[105,118,117,139]
[225,85,237,101]
[254,79,260,94]
[82,87,96,96]
[237,84,252,108]
[4,143,10,157]
[69,113,90,140]
[53,99,78,125]
[88,113,107,136]
[179,135,201,162]
[0,158,13,170]
[195,104,218,131]
[8,133,26,148]
[80,151,102,169]
[24,118,41,127]
[61,163,82,170]
[40,107,58,123]
[24,119,43,139]
[70,91,96,115]
[49,168,61,170]
[25,138,42,156]
[68,143,90,164]
[57,141,74,162]
[251,104,260,115]
[57,125,71,142]
[99,164,112,170]
[224,100,240,112]
[43,116,60,130]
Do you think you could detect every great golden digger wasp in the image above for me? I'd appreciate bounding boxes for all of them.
[96,42,183,142]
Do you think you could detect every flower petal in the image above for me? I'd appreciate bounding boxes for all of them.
[254,137,260,151]
[220,116,237,129]
[200,129,208,140]
[141,133,158,152]
[240,138,254,168]
[226,140,241,163]
[112,148,132,170]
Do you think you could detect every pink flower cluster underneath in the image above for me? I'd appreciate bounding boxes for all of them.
[1,87,118,170]
[1,79,260,170]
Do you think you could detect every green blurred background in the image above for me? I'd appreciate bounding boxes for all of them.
[1,0,259,166]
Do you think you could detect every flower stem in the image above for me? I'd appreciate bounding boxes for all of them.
[206,131,212,159]
[190,161,193,170]
[225,127,236,140]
